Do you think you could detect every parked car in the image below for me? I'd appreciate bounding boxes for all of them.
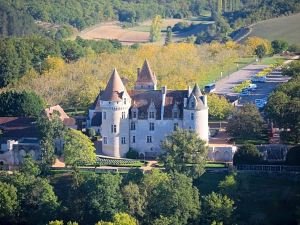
[255,98,267,108]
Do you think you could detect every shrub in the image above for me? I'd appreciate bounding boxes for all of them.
[233,144,262,165]
[286,145,300,166]
[126,148,139,159]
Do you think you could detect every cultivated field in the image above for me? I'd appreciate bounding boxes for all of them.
[245,13,300,44]
[79,17,211,45]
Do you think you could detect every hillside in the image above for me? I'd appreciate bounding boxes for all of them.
[245,14,300,44]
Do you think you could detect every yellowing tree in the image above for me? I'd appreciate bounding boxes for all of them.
[43,56,65,72]
[150,15,162,42]
[245,37,272,55]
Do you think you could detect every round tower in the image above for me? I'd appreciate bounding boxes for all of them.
[100,69,131,158]
[183,84,209,143]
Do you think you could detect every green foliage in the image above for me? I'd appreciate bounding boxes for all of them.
[86,128,96,138]
[233,80,251,93]
[282,60,300,77]
[48,221,64,225]
[150,15,162,42]
[255,44,267,59]
[144,172,200,225]
[0,90,45,117]
[286,145,300,166]
[227,104,265,139]
[122,182,145,218]
[113,213,138,225]
[233,144,262,165]
[0,181,18,220]
[201,192,234,225]
[218,174,237,199]
[271,40,288,54]
[207,94,233,119]
[20,155,41,177]
[165,26,172,45]
[160,129,207,178]
[63,129,96,167]
[125,148,139,159]
[265,75,300,143]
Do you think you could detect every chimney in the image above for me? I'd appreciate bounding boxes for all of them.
[161,86,167,120]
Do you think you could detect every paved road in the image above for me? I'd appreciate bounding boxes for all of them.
[214,64,268,95]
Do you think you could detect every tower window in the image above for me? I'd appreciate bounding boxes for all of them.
[122,112,125,119]
[149,111,155,118]
[103,137,107,144]
[149,122,155,131]
[133,111,137,118]
[124,98,126,105]
[147,136,152,143]
[111,124,117,133]
[191,113,194,120]
[174,123,178,131]
[191,101,195,108]
[103,112,106,120]
[132,136,136,143]
[131,122,136,130]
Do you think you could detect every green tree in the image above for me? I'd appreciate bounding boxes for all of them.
[271,40,288,54]
[63,129,96,167]
[208,94,233,120]
[20,155,41,177]
[48,221,64,225]
[227,104,264,139]
[113,213,138,225]
[218,174,237,199]
[59,40,84,62]
[0,181,18,221]
[282,61,300,77]
[122,182,145,218]
[255,44,267,59]
[201,192,234,225]
[144,172,200,225]
[233,144,262,165]
[150,15,162,42]
[160,129,207,178]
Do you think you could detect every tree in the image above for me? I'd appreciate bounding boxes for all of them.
[113,213,138,225]
[150,15,162,42]
[122,182,145,218]
[63,129,96,167]
[48,221,64,225]
[227,104,264,139]
[282,61,300,77]
[255,44,266,59]
[20,155,41,177]
[165,26,172,45]
[201,192,234,225]
[144,172,200,225]
[233,144,262,165]
[160,129,207,178]
[218,174,237,199]
[0,90,45,117]
[0,181,18,222]
[208,94,233,120]
[271,40,288,54]
[286,145,300,166]
[59,40,84,62]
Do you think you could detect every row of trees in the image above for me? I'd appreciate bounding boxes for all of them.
[0,36,121,88]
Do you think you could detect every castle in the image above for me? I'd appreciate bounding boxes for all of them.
[87,60,209,158]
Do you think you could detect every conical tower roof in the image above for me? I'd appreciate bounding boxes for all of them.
[191,83,202,98]
[101,68,127,102]
[137,59,157,84]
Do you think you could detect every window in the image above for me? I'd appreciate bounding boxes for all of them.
[133,111,137,118]
[103,112,106,120]
[191,113,194,120]
[149,111,155,118]
[103,137,107,144]
[121,137,126,144]
[149,122,155,131]
[147,136,152,143]
[173,111,178,118]
[122,112,125,119]
[111,124,117,133]
[131,122,136,130]
[132,136,136,143]
[173,123,178,131]
[124,98,126,105]
[191,101,195,108]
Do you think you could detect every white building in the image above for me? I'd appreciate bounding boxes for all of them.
[87,60,209,158]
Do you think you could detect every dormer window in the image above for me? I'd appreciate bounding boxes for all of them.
[149,111,155,119]
[191,101,195,108]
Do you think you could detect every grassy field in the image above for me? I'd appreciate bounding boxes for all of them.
[258,55,286,65]
[194,172,300,225]
[246,13,300,44]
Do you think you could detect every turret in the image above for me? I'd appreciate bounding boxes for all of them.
[100,68,131,157]
[183,84,209,143]
[134,59,157,90]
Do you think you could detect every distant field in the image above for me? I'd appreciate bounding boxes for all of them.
[246,13,300,44]
[79,16,213,45]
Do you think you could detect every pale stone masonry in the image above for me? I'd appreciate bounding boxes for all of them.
[87,60,209,158]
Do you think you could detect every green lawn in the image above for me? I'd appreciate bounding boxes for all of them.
[258,55,286,65]
[247,13,300,44]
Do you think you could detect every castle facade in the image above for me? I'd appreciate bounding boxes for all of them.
[87,60,209,158]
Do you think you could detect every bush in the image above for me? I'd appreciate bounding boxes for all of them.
[286,145,300,166]
[233,144,262,165]
[86,128,96,138]
[126,148,139,159]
